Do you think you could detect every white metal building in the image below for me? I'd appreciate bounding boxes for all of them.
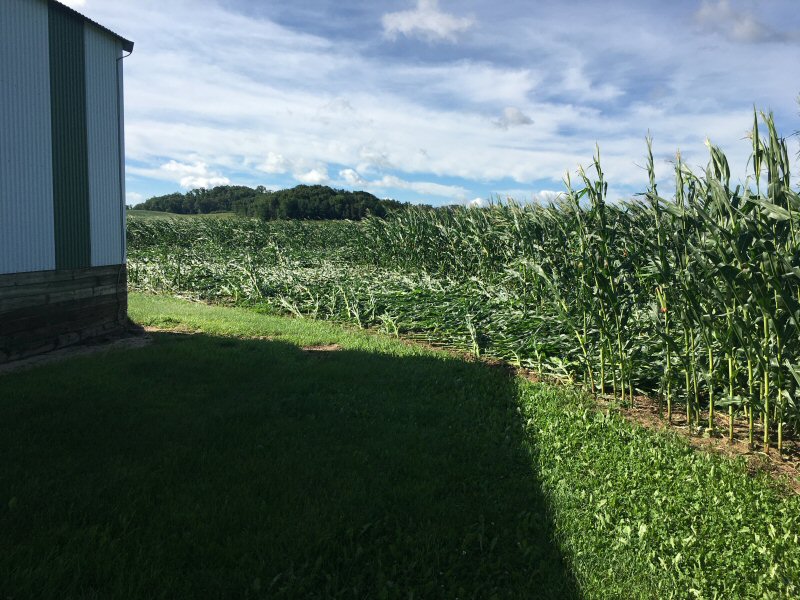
[0,0,134,363]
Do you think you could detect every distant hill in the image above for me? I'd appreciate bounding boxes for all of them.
[132,184,412,221]
[133,185,257,215]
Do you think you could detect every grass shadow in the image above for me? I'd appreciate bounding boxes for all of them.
[0,331,581,599]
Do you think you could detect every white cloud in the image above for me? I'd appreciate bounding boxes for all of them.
[370,174,469,200]
[477,189,565,205]
[129,160,231,189]
[336,169,469,200]
[694,0,778,43]
[180,175,230,189]
[339,168,367,185]
[126,191,144,206]
[395,62,539,107]
[559,64,622,102]
[383,0,474,42]
[77,0,799,204]
[494,107,533,130]
[295,167,329,185]
[357,146,394,173]
[59,0,87,7]
[529,190,564,204]
[468,197,489,208]
[83,3,641,193]
[161,160,209,176]
[258,152,290,174]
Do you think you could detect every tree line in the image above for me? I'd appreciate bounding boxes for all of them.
[132,185,415,220]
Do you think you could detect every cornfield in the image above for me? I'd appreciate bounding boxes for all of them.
[129,112,800,453]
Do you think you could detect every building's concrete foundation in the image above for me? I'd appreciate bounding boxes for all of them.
[0,265,128,364]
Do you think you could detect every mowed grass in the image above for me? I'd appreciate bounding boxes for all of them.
[0,294,576,599]
[2,294,800,599]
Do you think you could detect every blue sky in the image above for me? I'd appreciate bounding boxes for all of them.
[63,0,799,206]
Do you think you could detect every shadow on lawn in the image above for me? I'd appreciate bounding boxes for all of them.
[0,331,581,599]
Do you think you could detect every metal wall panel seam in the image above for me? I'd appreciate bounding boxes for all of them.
[0,0,56,275]
[85,27,123,267]
[117,52,128,264]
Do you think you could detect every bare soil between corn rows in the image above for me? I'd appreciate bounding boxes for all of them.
[402,337,800,494]
[604,394,800,494]
[510,365,800,494]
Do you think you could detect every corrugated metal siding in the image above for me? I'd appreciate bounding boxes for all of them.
[49,3,91,270]
[118,57,128,262]
[85,27,124,266]
[0,0,56,275]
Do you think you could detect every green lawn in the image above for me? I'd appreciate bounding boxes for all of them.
[2,294,799,598]
[0,294,576,599]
